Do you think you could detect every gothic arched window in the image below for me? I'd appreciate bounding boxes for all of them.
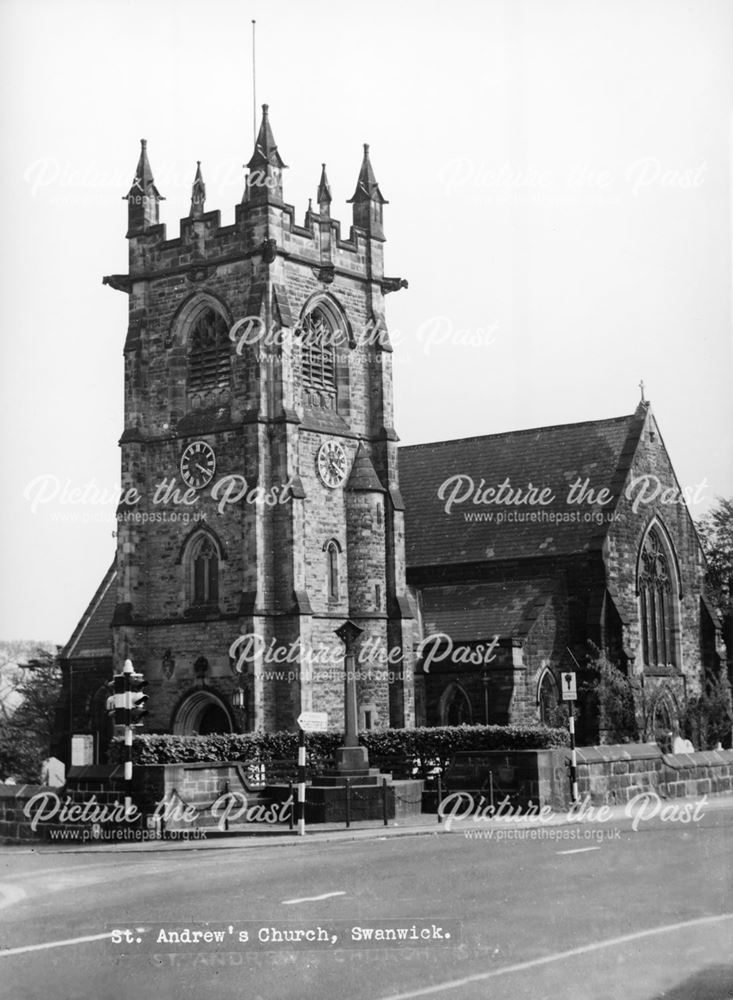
[537,668,560,725]
[189,534,220,606]
[188,308,231,404]
[638,527,677,668]
[299,307,336,395]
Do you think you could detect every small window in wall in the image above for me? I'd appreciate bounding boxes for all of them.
[325,540,340,602]
[364,710,373,730]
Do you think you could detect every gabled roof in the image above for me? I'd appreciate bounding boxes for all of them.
[399,409,646,569]
[420,579,555,641]
[61,562,116,660]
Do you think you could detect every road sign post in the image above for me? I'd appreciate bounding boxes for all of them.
[297,711,328,733]
[296,726,306,837]
[295,712,329,836]
[560,672,577,701]
[122,660,133,813]
[560,672,579,804]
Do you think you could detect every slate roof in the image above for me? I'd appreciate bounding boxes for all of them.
[61,562,116,660]
[420,579,555,640]
[346,443,386,492]
[399,409,645,569]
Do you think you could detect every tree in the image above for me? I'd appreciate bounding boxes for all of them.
[550,644,640,745]
[696,496,733,662]
[0,647,62,783]
[681,673,732,750]
[579,644,639,744]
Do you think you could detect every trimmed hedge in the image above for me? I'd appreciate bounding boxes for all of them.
[108,724,568,777]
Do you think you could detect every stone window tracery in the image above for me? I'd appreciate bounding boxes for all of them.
[188,534,219,606]
[638,527,676,667]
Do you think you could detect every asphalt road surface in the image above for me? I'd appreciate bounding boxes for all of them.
[1,801,732,1000]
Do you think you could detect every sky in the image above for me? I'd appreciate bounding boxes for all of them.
[1,0,732,644]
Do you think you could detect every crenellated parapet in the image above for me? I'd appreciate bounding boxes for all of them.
[112,107,403,296]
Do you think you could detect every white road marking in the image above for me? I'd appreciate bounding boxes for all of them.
[0,931,114,958]
[282,890,346,905]
[556,846,601,855]
[372,913,733,1000]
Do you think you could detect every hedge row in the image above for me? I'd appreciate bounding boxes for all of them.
[108,724,568,777]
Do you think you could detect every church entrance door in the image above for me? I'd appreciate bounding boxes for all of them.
[172,690,234,735]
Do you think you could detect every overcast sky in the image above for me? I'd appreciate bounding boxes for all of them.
[1,0,732,644]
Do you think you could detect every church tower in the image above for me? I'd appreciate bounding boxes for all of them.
[105,108,415,735]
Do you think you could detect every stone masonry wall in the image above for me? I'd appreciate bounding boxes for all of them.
[604,408,715,698]
[572,743,733,805]
[0,784,50,843]
[111,134,413,735]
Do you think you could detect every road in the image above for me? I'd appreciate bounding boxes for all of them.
[1,801,732,1000]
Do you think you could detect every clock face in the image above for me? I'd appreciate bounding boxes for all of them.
[317,440,348,489]
[180,440,216,490]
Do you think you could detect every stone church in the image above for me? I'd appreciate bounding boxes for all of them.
[58,108,724,762]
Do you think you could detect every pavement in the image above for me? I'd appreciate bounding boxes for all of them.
[5,790,731,854]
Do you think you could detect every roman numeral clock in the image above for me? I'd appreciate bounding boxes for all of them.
[180,440,216,490]
[317,439,348,489]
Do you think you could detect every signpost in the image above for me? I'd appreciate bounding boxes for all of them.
[70,735,94,767]
[560,672,579,804]
[560,671,577,701]
[295,711,329,836]
[296,711,328,733]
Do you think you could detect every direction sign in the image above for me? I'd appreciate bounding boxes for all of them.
[560,672,577,701]
[297,711,329,732]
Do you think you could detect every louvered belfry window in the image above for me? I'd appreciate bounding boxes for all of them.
[300,307,336,394]
[638,528,675,667]
[188,309,231,399]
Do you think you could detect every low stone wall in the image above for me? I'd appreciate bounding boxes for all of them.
[573,744,733,805]
[433,745,733,810]
[146,762,276,832]
[0,783,50,843]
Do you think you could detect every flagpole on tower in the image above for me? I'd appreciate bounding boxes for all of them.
[252,19,257,146]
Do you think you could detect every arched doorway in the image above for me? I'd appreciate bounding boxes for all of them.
[439,683,472,726]
[172,690,234,735]
[649,690,677,752]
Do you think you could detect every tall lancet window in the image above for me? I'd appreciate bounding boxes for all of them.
[190,535,219,606]
[638,527,677,667]
[188,308,231,404]
[299,307,336,396]
[325,540,340,602]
